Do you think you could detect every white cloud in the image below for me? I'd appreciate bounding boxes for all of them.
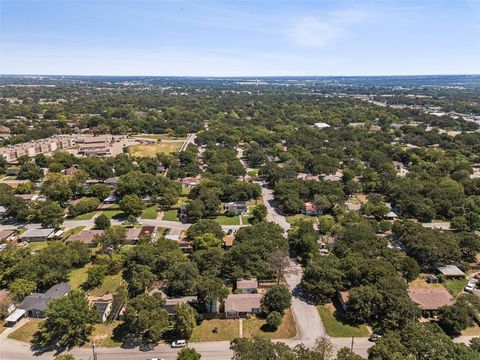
[289,9,370,47]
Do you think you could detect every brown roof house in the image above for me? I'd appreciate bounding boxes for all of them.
[408,287,454,312]
[236,278,258,294]
[223,235,235,249]
[225,293,263,318]
[68,230,104,246]
[303,202,319,216]
[88,294,114,323]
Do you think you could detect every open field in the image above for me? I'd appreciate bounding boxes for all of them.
[8,319,42,342]
[129,142,182,157]
[73,211,97,220]
[68,263,92,289]
[317,305,369,337]
[141,205,158,219]
[213,215,241,225]
[191,318,240,342]
[131,134,187,140]
[27,241,49,252]
[243,309,297,339]
[90,273,123,296]
[443,279,468,297]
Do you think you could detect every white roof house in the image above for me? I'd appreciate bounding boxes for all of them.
[314,122,331,129]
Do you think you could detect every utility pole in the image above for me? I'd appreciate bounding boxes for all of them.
[350,336,354,354]
[92,341,97,360]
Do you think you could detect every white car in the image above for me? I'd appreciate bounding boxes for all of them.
[171,339,187,348]
[465,282,476,292]
[149,358,165,360]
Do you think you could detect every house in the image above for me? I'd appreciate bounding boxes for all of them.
[302,202,318,216]
[125,227,142,244]
[345,202,361,212]
[20,228,55,242]
[337,291,350,312]
[14,194,46,202]
[104,177,119,188]
[88,294,114,323]
[5,309,26,327]
[164,296,198,315]
[407,288,454,312]
[139,226,156,241]
[223,235,235,249]
[236,278,258,294]
[314,122,331,129]
[386,211,398,220]
[68,230,104,246]
[181,176,201,189]
[223,201,247,215]
[225,293,262,318]
[0,229,15,242]
[64,165,78,175]
[18,282,71,318]
[437,265,465,278]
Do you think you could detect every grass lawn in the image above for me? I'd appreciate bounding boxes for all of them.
[247,169,259,177]
[241,215,253,225]
[243,309,297,339]
[61,226,86,240]
[73,211,97,220]
[443,279,468,297]
[8,319,42,342]
[317,305,369,337]
[132,134,187,140]
[462,325,480,336]
[101,208,125,220]
[162,209,180,221]
[141,205,158,219]
[68,264,92,289]
[27,241,49,252]
[129,142,182,157]
[90,273,123,296]
[214,215,241,226]
[285,214,317,225]
[191,319,239,342]
[86,321,125,348]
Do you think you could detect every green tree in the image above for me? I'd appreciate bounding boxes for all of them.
[17,162,43,181]
[81,265,107,291]
[173,303,198,339]
[33,290,97,349]
[261,285,291,314]
[31,200,65,228]
[54,355,75,360]
[8,278,36,301]
[266,311,282,331]
[193,233,221,250]
[94,213,111,229]
[123,293,169,344]
[119,194,145,217]
[186,219,224,240]
[251,204,267,223]
[177,348,201,360]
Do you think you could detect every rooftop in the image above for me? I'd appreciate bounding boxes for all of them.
[237,278,258,289]
[225,293,262,313]
[20,228,55,239]
[437,265,465,277]
[407,287,454,310]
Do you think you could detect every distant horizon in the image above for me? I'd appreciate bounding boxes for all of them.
[2,73,479,79]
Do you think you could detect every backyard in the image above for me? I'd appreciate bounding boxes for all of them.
[317,304,369,337]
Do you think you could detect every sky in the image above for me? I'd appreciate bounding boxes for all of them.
[1,0,479,76]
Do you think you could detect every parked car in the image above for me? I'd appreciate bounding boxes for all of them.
[369,334,382,342]
[163,228,170,235]
[465,282,476,292]
[227,229,233,235]
[149,358,165,360]
[171,340,187,348]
